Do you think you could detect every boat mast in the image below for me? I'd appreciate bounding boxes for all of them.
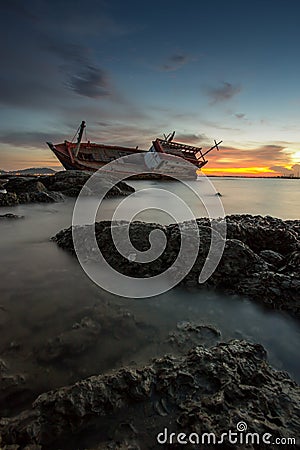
[74,121,86,157]
[200,140,222,158]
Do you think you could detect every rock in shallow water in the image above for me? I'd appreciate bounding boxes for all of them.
[53,215,300,319]
[0,192,19,206]
[0,171,135,206]
[5,178,47,194]
[0,340,299,448]
[37,317,102,362]
[41,170,134,197]
[225,214,299,255]
[167,322,221,353]
[0,179,61,206]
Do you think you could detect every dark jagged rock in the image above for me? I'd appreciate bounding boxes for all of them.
[36,306,157,370]
[259,249,284,268]
[280,250,300,276]
[0,171,134,206]
[5,178,47,194]
[4,177,34,193]
[41,170,90,190]
[235,271,300,311]
[17,191,63,204]
[0,192,19,206]
[41,170,135,198]
[41,170,91,197]
[0,179,8,189]
[223,214,299,254]
[1,177,63,205]
[167,321,221,353]
[284,219,300,236]
[53,215,300,319]
[0,340,299,448]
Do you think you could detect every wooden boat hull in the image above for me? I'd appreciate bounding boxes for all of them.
[47,142,199,180]
[46,121,221,180]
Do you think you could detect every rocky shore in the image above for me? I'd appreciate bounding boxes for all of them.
[54,214,300,319]
[0,339,299,449]
[0,171,134,207]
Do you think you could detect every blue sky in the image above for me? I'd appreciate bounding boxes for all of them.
[1,0,300,175]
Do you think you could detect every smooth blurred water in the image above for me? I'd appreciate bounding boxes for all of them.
[0,177,299,415]
[127,177,300,221]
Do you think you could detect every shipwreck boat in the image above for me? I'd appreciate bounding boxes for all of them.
[47,121,221,180]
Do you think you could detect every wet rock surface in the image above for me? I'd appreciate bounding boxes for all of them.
[40,170,134,198]
[37,317,102,363]
[224,214,299,256]
[0,171,134,206]
[35,304,157,369]
[0,298,163,418]
[0,340,299,449]
[167,322,221,354]
[53,215,300,319]
[259,249,284,267]
[0,193,19,207]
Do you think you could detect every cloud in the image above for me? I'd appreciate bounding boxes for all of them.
[203,144,300,175]
[235,113,246,119]
[292,164,300,176]
[206,143,294,168]
[206,82,241,104]
[269,165,292,175]
[0,131,68,148]
[42,38,116,100]
[0,22,68,109]
[68,66,112,98]
[159,53,192,71]
[174,133,209,145]
[0,3,126,108]
[0,119,156,149]
[200,119,240,132]
[92,124,159,148]
[270,164,300,176]
[43,40,88,65]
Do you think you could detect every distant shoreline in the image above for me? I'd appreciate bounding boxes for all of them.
[0,168,299,180]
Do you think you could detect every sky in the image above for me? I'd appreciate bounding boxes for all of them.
[1,0,300,176]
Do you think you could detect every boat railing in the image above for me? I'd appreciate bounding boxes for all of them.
[158,139,203,154]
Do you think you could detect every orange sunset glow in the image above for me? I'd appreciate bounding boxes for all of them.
[200,144,300,177]
[202,167,278,176]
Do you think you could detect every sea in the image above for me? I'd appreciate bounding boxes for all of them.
[0,177,299,417]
